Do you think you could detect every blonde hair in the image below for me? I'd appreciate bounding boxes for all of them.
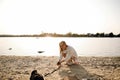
[59,41,67,53]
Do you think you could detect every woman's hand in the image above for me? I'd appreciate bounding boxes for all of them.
[57,61,61,66]
[57,59,65,66]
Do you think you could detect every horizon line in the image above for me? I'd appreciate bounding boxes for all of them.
[0,32,120,35]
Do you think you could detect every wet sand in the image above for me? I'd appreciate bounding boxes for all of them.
[0,56,120,80]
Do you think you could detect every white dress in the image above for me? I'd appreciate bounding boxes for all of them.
[59,45,78,63]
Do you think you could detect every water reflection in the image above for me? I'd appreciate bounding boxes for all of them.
[0,37,120,56]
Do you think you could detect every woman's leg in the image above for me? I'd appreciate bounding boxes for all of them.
[71,56,79,64]
[66,58,73,65]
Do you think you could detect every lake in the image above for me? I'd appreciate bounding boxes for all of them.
[0,37,120,56]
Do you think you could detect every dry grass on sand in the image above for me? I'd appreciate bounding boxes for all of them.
[0,56,120,80]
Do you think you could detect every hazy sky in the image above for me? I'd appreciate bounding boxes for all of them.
[0,0,120,34]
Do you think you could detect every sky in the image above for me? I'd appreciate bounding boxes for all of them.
[0,0,120,35]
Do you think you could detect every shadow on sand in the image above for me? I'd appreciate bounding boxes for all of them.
[59,64,104,80]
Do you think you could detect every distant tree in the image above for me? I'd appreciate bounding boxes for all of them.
[66,32,72,37]
[109,32,114,37]
[117,33,120,37]
[72,33,79,37]
[100,33,105,37]
[95,33,100,37]
[87,33,91,37]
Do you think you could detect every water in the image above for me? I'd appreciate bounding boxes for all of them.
[0,37,120,56]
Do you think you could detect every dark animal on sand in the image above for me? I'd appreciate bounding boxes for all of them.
[30,70,44,80]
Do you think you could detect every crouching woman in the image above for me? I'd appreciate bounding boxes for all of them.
[57,41,79,66]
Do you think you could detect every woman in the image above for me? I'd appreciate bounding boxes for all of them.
[57,41,79,66]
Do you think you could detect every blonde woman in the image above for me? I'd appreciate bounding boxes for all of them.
[57,41,79,66]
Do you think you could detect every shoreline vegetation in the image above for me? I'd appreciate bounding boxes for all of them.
[0,32,120,37]
[0,56,120,80]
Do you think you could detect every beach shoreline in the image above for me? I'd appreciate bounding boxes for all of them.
[0,55,120,80]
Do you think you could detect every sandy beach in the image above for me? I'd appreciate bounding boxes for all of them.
[0,56,120,80]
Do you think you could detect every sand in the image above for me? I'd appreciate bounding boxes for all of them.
[0,56,120,80]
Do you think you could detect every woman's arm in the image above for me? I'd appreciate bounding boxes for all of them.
[64,53,72,62]
[59,53,63,62]
[57,52,67,66]
[57,53,63,66]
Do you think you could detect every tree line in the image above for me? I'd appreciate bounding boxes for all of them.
[0,32,120,37]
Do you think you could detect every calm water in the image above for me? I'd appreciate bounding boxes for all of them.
[0,37,120,56]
